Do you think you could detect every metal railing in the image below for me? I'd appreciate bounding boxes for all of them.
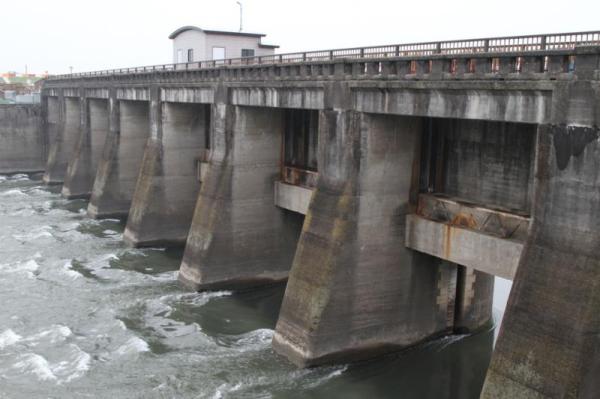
[48,30,600,80]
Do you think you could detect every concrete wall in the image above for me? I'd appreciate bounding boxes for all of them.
[62,99,109,199]
[439,119,536,213]
[89,100,149,219]
[43,97,80,184]
[0,104,45,174]
[124,101,207,247]
[179,105,304,290]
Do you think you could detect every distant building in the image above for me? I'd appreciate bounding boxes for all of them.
[0,72,45,104]
[168,26,278,63]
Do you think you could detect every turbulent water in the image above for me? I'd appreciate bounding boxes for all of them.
[0,175,508,399]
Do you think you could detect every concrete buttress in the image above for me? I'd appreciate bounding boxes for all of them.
[44,94,80,184]
[62,98,109,199]
[178,104,304,290]
[88,99,149,219]
[272,110,457,367]
[123,91,207,247]
[481,124,600,398]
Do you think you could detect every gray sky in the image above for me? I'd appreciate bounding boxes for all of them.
[1,0,598,75]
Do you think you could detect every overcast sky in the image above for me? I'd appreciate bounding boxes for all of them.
[1,0,598,74]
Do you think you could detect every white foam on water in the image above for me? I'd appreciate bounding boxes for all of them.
[9,174,29,181]
[13,353,57,381]
[0,259,40,278]
[115,336,150,356]
[0,175,6,182]
[52,344,92,384]
[161,291,232,308]
[0,329,22,349]
[229,329,274,351]
[11,345,92,384]
[211,382,245,399]
[13,226,54,241]
[151,271,179,283]
[25,325,73,346]
[0,189,28,197]
[26,188,49,197]
[303,365,348,389]
[61,261,82,280]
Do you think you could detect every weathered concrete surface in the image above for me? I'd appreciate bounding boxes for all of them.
[273,111,456,367]
[454,267,494,333]
[437,118,536,214]
[481,125,600,398]
[274,181,313,215]
[178,105,305,290]
[62,99,109,199]
[0,104,45,174]
[123,100,207,247]
[88,100,149,219]
[43,97,80,184]
[405,215,523,280]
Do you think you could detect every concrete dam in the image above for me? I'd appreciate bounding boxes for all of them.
[2,31,600,398]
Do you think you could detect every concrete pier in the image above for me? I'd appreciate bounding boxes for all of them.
[62,99,109,199]
[481,124,600,398]
[273,111,457,366]
[88,100,149,219]
[0,104,45,174]
[123,97,208,247]
[179,105,305,290]
[43,96,80,184]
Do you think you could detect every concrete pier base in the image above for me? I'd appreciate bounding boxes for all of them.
[123,101,207,247]
[178,105,304,291]
[44,96,80,184]
[272,111,456,367]
[62,99,109,199]
[88,100,149,219]
[482,125,600,398]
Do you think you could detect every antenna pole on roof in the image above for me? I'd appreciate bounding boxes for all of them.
[236,1,243,32]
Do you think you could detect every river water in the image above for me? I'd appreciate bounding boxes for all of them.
[0,174,511,399]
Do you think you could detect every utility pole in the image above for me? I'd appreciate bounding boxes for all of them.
[236,1,243,32]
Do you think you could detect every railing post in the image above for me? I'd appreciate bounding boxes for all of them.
[329,50,334,60]
[360,48,365,58]
[484,39,490,52]
[436,42,442,54]
[303,53,307,62]
[395,45,400,57]
[541,35,547,50]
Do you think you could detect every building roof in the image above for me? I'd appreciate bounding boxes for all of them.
[169,26,267,40]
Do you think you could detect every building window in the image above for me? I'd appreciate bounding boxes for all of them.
[241,49,255,57]
[212,47,226,60]
[187,49,194,62]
